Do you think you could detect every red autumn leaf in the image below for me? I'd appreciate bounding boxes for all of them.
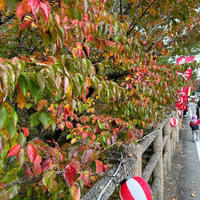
[16,2,26,21]
[66,121,73,129]
[0,183,4,190]
[119,125,123,130]
[83,43,90,56]
[63,164,76,187]
[33,162,42,175]
[26,143,37,163]
[26,0,40,20]
[164,81,168,88]
[57,104,64,116]
[19,20,32,30]
[104,165,110,172]
[25,164,33,176]
[41,159,52,172]
[71,160,80,173]
[34,154,42,165]
[38,1,51,22]
[113,128,119,135]
[82,131,88,139]
[21,127,29,137]
[91,134,96,140]
[58,123,65,131]
[54,13,60,26]
[7,144,22,157]
[78,171,90,187]
[94,128,99,134]
[107,138,111,145]
[95,160,104,175]
[59,153,64,161]
[0,57,4,63]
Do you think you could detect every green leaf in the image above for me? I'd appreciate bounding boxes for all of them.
[76,73,84,86]
[97,63,104,75]
[26,103,33,109]
[42,170,56,188]
[18,132,26,146]
[66,134,73,139]
[18,148,25,168]
[11,110,18,126]
[37,72,46,92]
[72,8,81,20]
[98,120,104,129]
[51,118,56,131]
[0,106,8,129]
[1,142,10,160]
[29,80,41,103]
[64,0,69,5]
[0,168,19,183]
[39,112,50,130]
[0,185,20,200]
[18,75,28,95]
[6,122,16,139]
[82,59,91,75]
[30,113,40,127]
[17,60,25,71]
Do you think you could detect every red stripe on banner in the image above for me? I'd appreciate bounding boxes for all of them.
[133,177,152,200]
[120,182,135,200]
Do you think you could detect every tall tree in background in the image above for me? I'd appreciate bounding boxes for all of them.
[0,0,199,199]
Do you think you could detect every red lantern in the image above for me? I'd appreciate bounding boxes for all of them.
[120,176,152,200]
[170,118,178,127]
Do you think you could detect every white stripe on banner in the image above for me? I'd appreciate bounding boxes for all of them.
[127,178,148,200]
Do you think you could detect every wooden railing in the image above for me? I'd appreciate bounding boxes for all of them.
[81,111,181,200]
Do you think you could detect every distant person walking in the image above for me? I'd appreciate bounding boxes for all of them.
[189,115,200,142]
[183,103,189,118]
[196,97,200,118]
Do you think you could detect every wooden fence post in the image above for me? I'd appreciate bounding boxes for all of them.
[124,144,142,177]
[153,129,163,200]
[176,111,180,143]
[164,121,171,174]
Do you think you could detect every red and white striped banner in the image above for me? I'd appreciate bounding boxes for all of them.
[176,56,195,66]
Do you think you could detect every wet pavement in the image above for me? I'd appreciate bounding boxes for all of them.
[164,103,200,200]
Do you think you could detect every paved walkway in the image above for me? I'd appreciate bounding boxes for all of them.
[164,103,200,200]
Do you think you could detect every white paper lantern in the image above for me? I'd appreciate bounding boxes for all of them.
[170,118,178,127]
[177,110,181,117]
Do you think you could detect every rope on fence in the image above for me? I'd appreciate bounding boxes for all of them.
[97,153,127,200]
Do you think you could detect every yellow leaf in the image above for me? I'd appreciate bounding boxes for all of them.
[72,48,77,58]
[66,82,73,100]
[71,138,77,144]
[0,0,5,11]
[70,182,80,200]
[16,91,27,110]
